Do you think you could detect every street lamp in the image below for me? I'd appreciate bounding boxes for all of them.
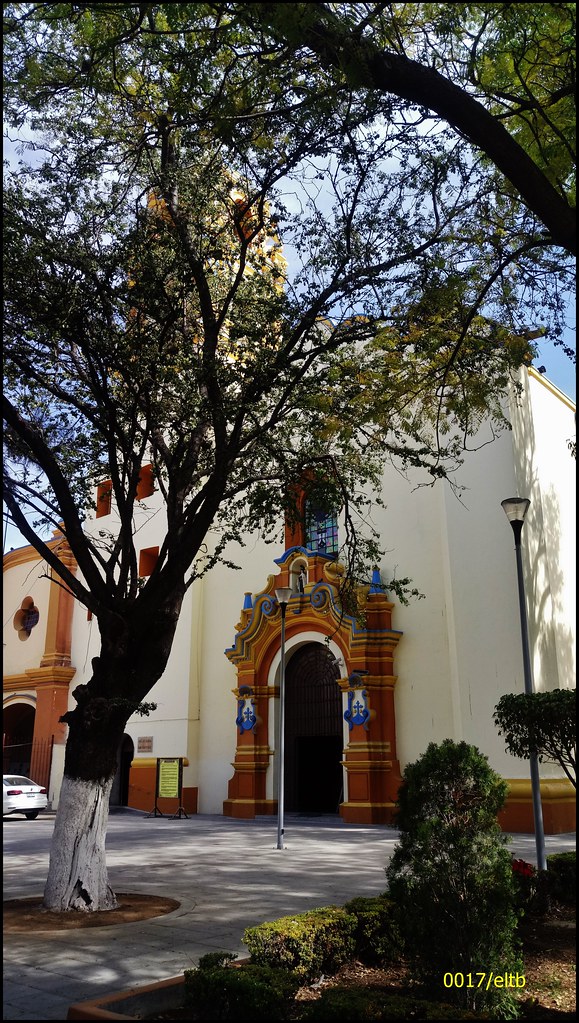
[275,587,293,850]
[501,498,547,871]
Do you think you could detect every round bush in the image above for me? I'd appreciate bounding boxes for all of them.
[385,740,521,1018]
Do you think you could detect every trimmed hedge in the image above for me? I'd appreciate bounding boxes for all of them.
[343,894,402,966]
[547,851,576,906]
[184,961,300,1020]
[243,906,357,980]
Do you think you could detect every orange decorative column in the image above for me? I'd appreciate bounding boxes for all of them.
[223,593,276,818]
[339,572,403,825]
[31,534,77,774]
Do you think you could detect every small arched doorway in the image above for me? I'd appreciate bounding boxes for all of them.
[109,734,134,807]
[284,643,343,814]
[3,703,35,777]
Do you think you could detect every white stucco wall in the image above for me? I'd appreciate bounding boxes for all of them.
[509,370,576,692]
[336,420,527,779]
[3,555,52,677]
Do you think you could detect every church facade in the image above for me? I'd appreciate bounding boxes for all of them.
[3,367,576,833]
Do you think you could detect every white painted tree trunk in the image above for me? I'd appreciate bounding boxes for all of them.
[43,774,117,912]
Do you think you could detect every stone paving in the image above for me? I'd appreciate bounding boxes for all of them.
[3,807,575,1021]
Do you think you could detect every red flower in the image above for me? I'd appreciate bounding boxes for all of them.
[512,858,535,878]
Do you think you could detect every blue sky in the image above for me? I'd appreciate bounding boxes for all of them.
[533,331,575,401]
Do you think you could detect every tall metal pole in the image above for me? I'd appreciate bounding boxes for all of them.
[512,528,547,872]
[502,499,547,872]
[276,600,287,850]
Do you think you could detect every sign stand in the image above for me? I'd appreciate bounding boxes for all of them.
[169,804,189,820]
[144,803,164,818]
[145,758,188,819]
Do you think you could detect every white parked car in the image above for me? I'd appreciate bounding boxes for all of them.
[3,775,48,819]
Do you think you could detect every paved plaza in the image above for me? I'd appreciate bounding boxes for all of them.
[3,807,575,1021]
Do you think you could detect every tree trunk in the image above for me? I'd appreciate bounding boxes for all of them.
[42,592,185,912]
[43,773,116,911]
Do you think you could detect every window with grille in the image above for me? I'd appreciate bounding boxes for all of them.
[13,597,40,641]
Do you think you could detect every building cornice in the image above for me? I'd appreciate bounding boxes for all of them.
[527,366,576,411]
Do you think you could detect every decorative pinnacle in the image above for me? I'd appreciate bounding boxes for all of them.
[369,567,382,594]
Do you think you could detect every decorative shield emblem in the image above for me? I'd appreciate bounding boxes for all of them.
[236,690,257,733]
[344,688,370,731]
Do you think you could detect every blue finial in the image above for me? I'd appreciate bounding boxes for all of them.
[243,591,253,610]
[369,567,382,594]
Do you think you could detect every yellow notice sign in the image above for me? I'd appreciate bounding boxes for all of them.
[157,758,181,799]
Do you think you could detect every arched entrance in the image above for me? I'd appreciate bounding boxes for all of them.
[284,643,343,814]
[109,734,134,807]
[3,703,35,777]
[224,547,403,823]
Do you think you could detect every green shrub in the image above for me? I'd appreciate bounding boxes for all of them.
[510,858,550,917]
[243,906,357,980]
[184,961,300,1020]
[197,950,238,970]
[301,986,489,1019]
[343,895,402,966]
[546,850,576,905]
[385,740,521,1018]
[512,851,576,917]
[493,689,576,786]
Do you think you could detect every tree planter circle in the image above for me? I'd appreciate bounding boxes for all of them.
[4,894,180,932]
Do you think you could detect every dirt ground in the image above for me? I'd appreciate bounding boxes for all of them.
[3,892,179,930]
[4,894,575,1018]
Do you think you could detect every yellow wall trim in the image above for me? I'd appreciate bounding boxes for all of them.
[4,673,37,691]
[341,801,396,809]
[506,778,575,802]
[131,757,190,769]
[527,366,576,410]
[3,533,73,572]
[4,669,76,691]
[3,545,42,571]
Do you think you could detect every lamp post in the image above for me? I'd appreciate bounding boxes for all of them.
[501,498,547,872]
[275,587,293,850]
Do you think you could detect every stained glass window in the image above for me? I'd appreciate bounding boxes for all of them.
[305,505,339,556]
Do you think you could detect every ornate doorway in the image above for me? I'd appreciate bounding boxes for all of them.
[284,644,343,814]
[223,547,403,823]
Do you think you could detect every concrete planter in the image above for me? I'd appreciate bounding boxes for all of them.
[67,959,250,1020]
[67,974,187,1019]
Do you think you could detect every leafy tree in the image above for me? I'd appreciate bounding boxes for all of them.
[2,4,574,912]
[3,5,574,360]
[5,111,521,914]
[494,690,576,787]
[385,740,521,1017]
[248,2,576,255]
[5,3,575,251]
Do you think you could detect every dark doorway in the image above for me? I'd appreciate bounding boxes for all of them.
[3,703,35,776]
[284,644,343,814]
[109,734,134,806]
